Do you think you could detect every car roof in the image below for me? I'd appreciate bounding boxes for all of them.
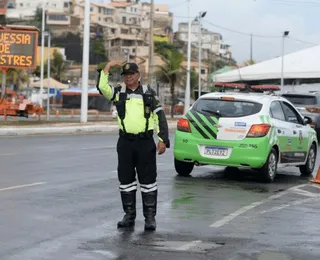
[281,91,320,96]
[199,92,286,103]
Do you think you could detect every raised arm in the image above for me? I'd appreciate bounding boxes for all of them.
[96,60,123,100]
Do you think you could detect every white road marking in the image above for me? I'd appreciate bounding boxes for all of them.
[290,188,319,197]
[178,240,202,250]
[311,184,320,190]
[260,196,319,215]
[0,182,46,192]
[93,250,118,258]
[210,184,308,228]
[81,146,115,150]
[0,153,19,156]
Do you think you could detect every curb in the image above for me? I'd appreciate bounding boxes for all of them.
[0,123,177,136]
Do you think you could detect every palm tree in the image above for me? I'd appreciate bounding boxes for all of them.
[50,50,69,82]
[0,69,29,91]
[244,59,256,66]
[155,49,184,118]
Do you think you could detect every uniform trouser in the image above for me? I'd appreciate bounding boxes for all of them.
[116,135,157,219]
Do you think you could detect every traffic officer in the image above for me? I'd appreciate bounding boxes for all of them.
[96,60,170,231]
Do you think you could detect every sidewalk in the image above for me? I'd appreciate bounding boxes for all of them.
[0,121,178,136]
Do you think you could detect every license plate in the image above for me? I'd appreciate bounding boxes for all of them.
[204,147,228,156]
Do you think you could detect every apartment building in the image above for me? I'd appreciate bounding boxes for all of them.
[140,3,173,43]
[103,1,147,61]
[176,21,232,60]
[6,0,72,21]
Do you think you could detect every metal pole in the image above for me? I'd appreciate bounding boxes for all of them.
[80,0,90,123]
[1,70,6,98]
[47,33,51,120]
[198,15,201,99]
[39,0,45,107]
[280,35,285,89]
[184,0,191,114]
[250,34,253,62]
[148,0,154,85]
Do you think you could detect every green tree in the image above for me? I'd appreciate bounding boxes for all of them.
[0,69,30,91]
[244,59,256,66]
[190,69,198,99]
[50,50,69,81]
[26,7,44,32]
[181,68,198,100]
[155,42,177,58]
[32,50,69,81]
[155,49,184,118]
[91,36,107,64]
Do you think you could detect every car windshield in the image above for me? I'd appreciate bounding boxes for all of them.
[192,98,263,117]
[282,95,317,106]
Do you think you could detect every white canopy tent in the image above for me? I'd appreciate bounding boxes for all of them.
[213,45,320,82]
[31,78,69,89]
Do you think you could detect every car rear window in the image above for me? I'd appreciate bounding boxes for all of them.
[192,98,263,118]
[282,95,317,106]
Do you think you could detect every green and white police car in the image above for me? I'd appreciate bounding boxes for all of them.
[173,92,318,182]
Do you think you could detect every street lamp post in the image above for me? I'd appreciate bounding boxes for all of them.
[43,31,51,120]
[184,0,192,114]
[280,31,289,89]
[47,32,51,120]
[39,0,46,107]
[197,11,206,99]
[80,0,91,123]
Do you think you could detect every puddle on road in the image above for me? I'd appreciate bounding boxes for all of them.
[173,178,269,194]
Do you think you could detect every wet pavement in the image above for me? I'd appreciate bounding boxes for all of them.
[0,133,320,260]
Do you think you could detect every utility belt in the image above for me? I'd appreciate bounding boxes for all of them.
[119,130,154,140]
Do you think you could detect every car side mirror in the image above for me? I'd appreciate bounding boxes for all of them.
[303,116,312,125]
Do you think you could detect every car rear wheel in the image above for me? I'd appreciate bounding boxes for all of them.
[299,144,317,176]
[259,148,278,183]
[174,159,194,176]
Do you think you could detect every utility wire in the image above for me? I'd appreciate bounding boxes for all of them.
[202,20,281,38]
[288,37,319,45]
[270,0,320,5]
[175,16,319,46]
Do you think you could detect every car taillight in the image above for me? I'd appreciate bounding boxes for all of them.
[305,107,320,113]
[247,124,271,138]
[177,118,191,133]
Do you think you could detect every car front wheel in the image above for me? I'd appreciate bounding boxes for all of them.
[174,159,194,176]
[300,144,317,176]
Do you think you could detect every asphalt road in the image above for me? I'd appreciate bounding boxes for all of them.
[1,133,320,260]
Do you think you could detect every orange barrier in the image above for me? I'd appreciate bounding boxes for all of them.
[0,89,43,120]
[311,165,320,184]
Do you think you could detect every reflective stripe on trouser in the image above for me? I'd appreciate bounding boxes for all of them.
[140,182,157,193]
[119,181,137,192]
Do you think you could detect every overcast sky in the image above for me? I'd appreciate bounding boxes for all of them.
[154,0,320,64]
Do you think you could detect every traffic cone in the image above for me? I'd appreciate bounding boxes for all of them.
[311,165,320,184]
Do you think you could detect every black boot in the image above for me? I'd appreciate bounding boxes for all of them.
[142,190,157,231]
[117,191,136,228]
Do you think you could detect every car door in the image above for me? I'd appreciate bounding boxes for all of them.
[280,100,309,163]
[269,100,293,164]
